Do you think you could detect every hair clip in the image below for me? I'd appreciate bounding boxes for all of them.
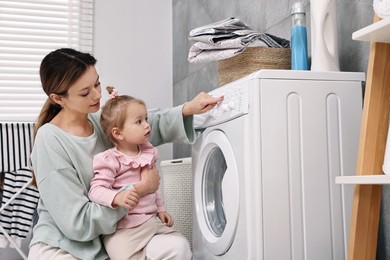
[109,88,119,99]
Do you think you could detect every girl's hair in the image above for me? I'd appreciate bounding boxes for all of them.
[101,86,146,144]
[34,48,97,135]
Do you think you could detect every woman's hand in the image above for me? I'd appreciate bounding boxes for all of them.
[135,165,160,197]
[182,91,224,116]
[112,189,139,210]
[158,211,174,227]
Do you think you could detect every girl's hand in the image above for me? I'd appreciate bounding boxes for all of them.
[182,92,224,116]
[158,211,174,227]
[135,165,160,197]
[112,189,139,210]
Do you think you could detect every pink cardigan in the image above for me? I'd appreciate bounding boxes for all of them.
[88,143,165,229]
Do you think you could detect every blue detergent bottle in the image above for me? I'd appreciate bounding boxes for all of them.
[290,2,308,70]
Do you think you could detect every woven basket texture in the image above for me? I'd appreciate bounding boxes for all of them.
[218,47,291,86]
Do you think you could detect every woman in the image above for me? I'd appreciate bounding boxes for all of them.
[28,48,223,260]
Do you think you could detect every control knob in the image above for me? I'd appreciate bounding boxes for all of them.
[228,101,235,109]
[221,104,230,112]
[209,108,218,119]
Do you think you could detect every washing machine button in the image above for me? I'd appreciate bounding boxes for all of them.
[228,101,235,109]
[221,104,230,112]
[209,108,218,119]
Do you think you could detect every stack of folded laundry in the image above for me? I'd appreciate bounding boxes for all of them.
[188,17,290,63]
[373,0,390,18]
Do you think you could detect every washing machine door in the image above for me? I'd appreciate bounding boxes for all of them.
[194,129,240,256]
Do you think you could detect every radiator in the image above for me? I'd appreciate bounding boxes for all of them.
[160,157,193,250]
[0,123,34,176]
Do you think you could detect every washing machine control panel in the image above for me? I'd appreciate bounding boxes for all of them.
[194,82,249,129]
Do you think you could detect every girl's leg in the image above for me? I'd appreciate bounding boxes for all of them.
[103,217,156,260]
[145,217,192,260]
[28,242,80,260]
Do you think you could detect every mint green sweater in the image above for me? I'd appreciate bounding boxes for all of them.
[30,106,194,260]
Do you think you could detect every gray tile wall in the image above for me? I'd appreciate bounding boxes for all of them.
[173,0,390,258]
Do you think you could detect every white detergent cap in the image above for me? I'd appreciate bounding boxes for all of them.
[291,2,305,14]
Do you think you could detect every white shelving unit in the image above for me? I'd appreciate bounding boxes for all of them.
[336,175,390,185]
[337,17,390,186]
[352,17,390,43]
[341,15,390,260]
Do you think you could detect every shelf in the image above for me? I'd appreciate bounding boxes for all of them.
[336,175,390,185]
[352,17,390,43]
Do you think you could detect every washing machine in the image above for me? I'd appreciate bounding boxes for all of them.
[192,69,364,260]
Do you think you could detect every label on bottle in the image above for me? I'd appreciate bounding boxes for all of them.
[291,25,308,70]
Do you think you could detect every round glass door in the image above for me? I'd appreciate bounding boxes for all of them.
[194,130,239,256]
[203,147,227,237]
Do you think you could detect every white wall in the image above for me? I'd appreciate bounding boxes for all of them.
[94,0,173,160]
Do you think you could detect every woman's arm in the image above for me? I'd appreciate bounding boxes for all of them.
[139,92,223,195]
[32,129,127,241]
[182,91,223,117]
[148,92,223,146]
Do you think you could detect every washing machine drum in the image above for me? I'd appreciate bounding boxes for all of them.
[194,130,240,256]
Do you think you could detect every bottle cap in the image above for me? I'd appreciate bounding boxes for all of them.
[291,2,305,15]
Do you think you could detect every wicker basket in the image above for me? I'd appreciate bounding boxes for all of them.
[217,47,291,86]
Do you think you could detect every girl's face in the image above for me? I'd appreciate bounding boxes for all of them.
[55,66,102,115]
[121,102,150,145]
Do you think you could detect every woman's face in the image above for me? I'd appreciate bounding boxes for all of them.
[61,66,102,114]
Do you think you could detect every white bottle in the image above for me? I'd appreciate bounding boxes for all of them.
[310,0,340,71]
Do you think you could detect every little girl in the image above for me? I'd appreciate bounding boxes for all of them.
[88,87,192,260]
